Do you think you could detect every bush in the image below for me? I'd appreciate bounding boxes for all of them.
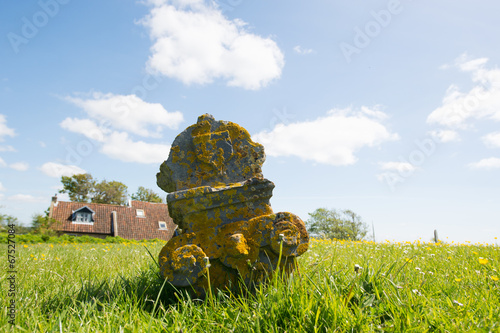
[0,232,164,244]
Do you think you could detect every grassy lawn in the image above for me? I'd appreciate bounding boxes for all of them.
[2,238,499,332]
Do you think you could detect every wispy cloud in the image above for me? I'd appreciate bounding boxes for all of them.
[482,132,500,148]
[64,92,183,137]
[293,45,315,55]
[253,107,399,166]
[9,162,29,171]
[0,114,16,141]
[428,129,460,143]
[140,0,284,90]
[468,157,500,170]
[8,194,46,203]
[61,92,180,164]
[0,145,15,152]
[100,132,170,164]
[39,162,86,178]
[427,54,500,129]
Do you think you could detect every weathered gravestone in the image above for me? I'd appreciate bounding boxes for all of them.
[157,114,309,296]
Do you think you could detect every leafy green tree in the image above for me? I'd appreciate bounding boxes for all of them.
[306,208,368,241]
[92,180,128,205]
[0,213,32,234]
[59,173,129,205]
[131,186,163,203]
[59,173,95,202]
[31,210,60,236]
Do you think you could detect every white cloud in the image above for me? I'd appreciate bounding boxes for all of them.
[39,162,86,178]
[10,162,29,171]
[468,157,500,170]
[8,194,45,203]
[293,45,315,55]
[379,161,417,173]
[482,132,500,148]
[252,107,399,166]
[64,92,183,137]
[101,132,170,164]
[427,54,500,129]
[60,118,109,142]
[0,145,15,152]
[141,0,284,90]
[428,129,460,143]
[61,92,182,164]
[0,182,5,191]
[0,157,6,167]
[39,141,46,148]
[0,114,15,141]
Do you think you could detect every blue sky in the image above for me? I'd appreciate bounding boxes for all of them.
[1,0,499,243]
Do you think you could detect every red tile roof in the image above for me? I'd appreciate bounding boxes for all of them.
[50,200,176,241]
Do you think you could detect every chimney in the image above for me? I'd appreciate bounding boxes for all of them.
[49,194,57,219]
[112,211,119,237]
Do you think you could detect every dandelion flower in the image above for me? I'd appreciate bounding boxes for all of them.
[455,278,462,282]
[405,258,413,263]
[479,257,488,265]
[24,245,28,248]
[491,276,499,281]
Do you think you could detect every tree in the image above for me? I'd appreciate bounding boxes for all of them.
[92,180,128,205]
[59,173,95,202]
[131,186,163,203]
[31,210,60,236]
[59,173,129,205]
[0,213,32,234]
[306,208,368,241]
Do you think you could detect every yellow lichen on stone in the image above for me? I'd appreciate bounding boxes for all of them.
[156,114,309,297]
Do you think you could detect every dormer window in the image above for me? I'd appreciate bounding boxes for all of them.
[158,221,167,230]
[136,209,145,217]
[76,212,92,223]
[72,206,95,224]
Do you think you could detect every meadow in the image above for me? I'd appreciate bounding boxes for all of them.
[1,237,499,332]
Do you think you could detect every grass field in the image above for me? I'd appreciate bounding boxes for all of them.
[2,238,499,332]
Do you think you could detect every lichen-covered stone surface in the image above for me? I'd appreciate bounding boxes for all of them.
[157,114,309,297]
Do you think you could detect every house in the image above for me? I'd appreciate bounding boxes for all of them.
[48,196,177,241]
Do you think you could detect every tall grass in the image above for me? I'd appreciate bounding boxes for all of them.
[1,239,499,332]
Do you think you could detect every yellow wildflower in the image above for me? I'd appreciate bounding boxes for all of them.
[24,244,28,248]
[491,276,499,281]
[479,258,488,265]
[455,278,462,282]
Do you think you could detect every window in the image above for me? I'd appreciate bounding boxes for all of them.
[158,221,167,230]
[71,206,95,224]
[76,212,92,223]
[136,209,145,217]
